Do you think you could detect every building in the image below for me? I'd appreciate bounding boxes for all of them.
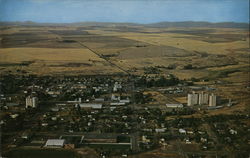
[26,96,38,108]
[44,139,65,148]
[198,92,209,105]
[78,103,102,109]
[119,98,130,104]
[155,128,166,133]
[94,98,105,102]
[110,102,126,106]
[227,99,232,106]
[113,82,122,92]
[67,98,81,103]
[83,134,117,143]
[209,93,217,106]
[179,129,186,134]
[187,92,198,106]
[188,92,213,106]
[111,94,120,101]
[142,136,150,143]
[166,104,183,108]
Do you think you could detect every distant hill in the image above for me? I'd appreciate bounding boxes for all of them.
[146,21,249,29]
[0,21,249,29]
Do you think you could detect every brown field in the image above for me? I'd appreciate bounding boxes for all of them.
[1,25,248,77]
[0,47,122,75]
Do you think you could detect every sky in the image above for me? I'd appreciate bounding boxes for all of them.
[0,0,249,23]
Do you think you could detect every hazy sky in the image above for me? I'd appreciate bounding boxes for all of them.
[0,0,249,23]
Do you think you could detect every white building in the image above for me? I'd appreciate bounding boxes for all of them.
[44,139,65,148]
[110,102,126,106]
[142,136,151,143]
[166,104,183,108]
[209,93,217,106]
[119,98,130,104]
[198,92,209,105]
[94,98,105,102]
[179,129,186,134]
[78,103,102,109]
[67,98,81,103]
[26,96,38,108]
[187,92,198,106]
[155,128,166,133]
[113,82,122,92]
[111,94,120,101]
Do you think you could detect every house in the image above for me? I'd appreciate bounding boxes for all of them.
[113,82,122,92]
[179,129,186,134]
[94,98,105,102]
[119,98,130,104]
[51,107,59,112]
[155,128,166,133]
[142,136,150,143]
[111,94,120,101]
[229,129,237,135]
[44,139,65,148]
[21,131,31,139]
[10,114,19,119]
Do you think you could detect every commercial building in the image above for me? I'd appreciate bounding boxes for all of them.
[25,96,38,108]
[44,139,65,148]
[166,104,183,108]
[78,103,102,109]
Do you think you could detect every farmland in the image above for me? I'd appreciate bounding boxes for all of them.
[0,23,248,79]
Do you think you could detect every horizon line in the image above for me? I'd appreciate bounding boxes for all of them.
[0,20,249,25]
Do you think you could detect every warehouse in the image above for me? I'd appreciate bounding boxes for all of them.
[78,103,103,109]
[166,104,183,108]
[44,139,65,148]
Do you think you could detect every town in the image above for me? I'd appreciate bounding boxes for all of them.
[1,74,249,158]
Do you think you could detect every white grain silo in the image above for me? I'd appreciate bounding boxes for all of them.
[209,93,216,106]
[187,92,199,106]
[199,92,209,105]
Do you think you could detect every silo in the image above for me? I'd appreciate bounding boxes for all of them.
[198,92,203,105]
[187,94,193,106]
[209,93,216,106]
[188,92,199,106]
